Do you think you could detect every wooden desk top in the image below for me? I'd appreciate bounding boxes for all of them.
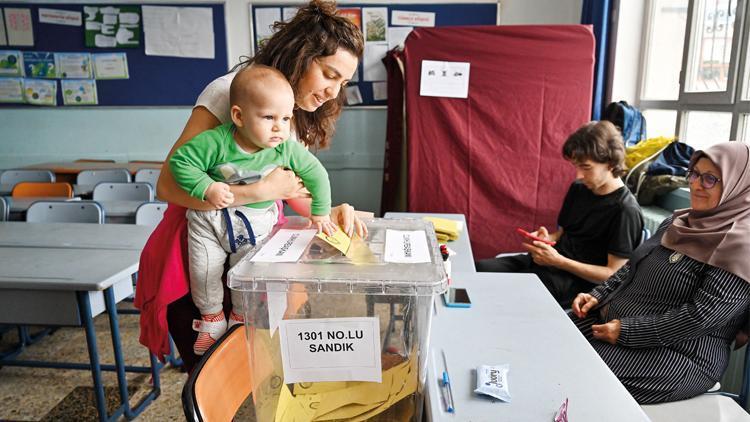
[24,162,162,175]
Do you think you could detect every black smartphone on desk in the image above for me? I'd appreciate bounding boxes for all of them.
[443,287,471,308]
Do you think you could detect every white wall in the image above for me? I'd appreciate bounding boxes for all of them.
[1,0,583,215]
[499,0,582,25]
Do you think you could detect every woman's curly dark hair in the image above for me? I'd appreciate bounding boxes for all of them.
[234,0,364,149]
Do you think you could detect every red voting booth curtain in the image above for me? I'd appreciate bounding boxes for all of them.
[402,25,595,260]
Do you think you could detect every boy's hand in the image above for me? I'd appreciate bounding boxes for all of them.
[530,226,552,242]
[205,182,234,209]
[310,215,337,237]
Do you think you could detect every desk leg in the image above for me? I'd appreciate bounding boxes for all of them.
[103,287,161,420]
[77,291,119,422]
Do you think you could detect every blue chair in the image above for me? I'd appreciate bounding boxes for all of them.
[93,182,153,202]
[0,169,55,186]
[26,200,104,224]
[135,201,166,228]
[0,196,8,221]
[77,168,131,185]
[134,168,161,191]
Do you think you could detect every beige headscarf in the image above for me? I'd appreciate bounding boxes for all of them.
[661,142,750,282]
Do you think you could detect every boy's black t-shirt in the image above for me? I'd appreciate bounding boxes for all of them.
[556,181,643,266]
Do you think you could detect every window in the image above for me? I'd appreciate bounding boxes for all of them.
[641,0,689,100]
[637,0,748,149]
[643,109,679,136]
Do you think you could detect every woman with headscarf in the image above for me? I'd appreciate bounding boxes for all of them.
[570,141,750,404]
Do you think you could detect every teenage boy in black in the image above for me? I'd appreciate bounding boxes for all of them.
[476,121,644,307]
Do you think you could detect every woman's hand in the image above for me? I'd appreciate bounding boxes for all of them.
[330,203,369,238]
[261,167,311,200]
[592,319,621,345]
[572,293,599,318]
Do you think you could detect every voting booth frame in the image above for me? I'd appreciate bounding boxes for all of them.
[228,217,447,421]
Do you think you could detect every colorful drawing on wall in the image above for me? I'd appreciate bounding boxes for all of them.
[337,8,361,30]
[362,8,387,43]
[23,51,56,78]
[93,52,129,79]
[84,5,141,48]
[61,79,98,105]
[23,78,57,106]
[0,78,23,103]
[0,50,23,76]
[55,52,92,78]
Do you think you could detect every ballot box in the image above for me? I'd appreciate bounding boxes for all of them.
[228,216,448,421]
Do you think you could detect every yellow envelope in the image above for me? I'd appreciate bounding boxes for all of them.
[316,227,352,255]
[350,359,417,421]
[424,217,461,241]
[313,358,416,421]
[275,384,317,422]
[345,234,379,265]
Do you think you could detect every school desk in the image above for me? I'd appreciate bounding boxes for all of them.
[386,212,648,421]
[0,222,159,421]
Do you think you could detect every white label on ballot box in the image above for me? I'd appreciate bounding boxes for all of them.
[384,229,431,263]
[279,317,382,383]
[250,229,316,263]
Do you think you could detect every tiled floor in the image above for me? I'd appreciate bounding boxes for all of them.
[0,305,188,421]
[0,295,413,421]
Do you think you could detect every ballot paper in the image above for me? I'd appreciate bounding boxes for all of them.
[250,229,316,263]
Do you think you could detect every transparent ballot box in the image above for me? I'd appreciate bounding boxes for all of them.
[228,216,448,421]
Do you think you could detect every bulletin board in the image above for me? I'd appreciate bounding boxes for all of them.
[250,2,498,107]
[0,2,228,107]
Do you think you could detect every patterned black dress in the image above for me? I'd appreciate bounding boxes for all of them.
[571,218,750,404]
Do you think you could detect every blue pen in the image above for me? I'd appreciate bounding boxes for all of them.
[441,350,456,413]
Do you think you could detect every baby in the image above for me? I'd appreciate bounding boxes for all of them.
[169,65,335,354]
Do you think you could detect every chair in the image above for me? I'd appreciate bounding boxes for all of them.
[134,168,161,190]
[26,201,104,224]
[135,202,167,227]
[77,168,131,185]
[93,182,154,202]
[182,325,251,422]
[11,182,73,198]
[641,344,750,421]
[75,159,116,163]
[0,169,55,186]
[0,197,8,221]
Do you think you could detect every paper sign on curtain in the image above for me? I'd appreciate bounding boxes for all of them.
[419,60,471,99]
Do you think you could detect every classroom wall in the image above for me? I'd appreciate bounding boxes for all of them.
[2,0,582,215]
[499,0,582,25]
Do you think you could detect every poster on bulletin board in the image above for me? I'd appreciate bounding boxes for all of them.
[249,2,498,107]
[0,2,228,107]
